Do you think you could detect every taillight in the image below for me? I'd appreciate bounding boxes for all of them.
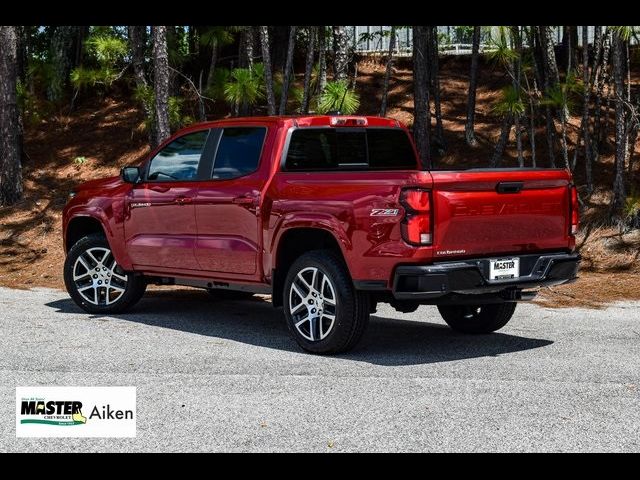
[400,188,432,245]
[569,185,579,235]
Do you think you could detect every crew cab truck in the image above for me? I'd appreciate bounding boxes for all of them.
[63,115,580,354]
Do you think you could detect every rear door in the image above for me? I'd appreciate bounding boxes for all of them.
[194,126,269,276]
[429,169,572,259]
[124,129,213,271]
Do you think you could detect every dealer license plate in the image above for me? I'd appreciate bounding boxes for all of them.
[489,257,520,280]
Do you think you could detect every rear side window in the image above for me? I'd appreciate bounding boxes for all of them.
[367,129,417,170]
[212,127,266,179]
[147,130,209,181]
[284,128,417,171]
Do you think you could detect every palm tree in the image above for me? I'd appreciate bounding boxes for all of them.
[0,25,23,205]
[152,26,170,146]
[317,80,359,114]
[279,26,297,115]
[224,67,264,115]
[259,26,276,116]
[465,26,481,146]
[412,26,431,168]
[491,86,524,167]
[380,26,397,117]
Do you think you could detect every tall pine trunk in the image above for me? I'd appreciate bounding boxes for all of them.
[206,36,218,90]
[581,26,593,194]
[539,26,559,167]
[128,26,155,146]
[47,26,77,103]
[412,26,431,168]
[511,26,524,166]
[429,26,445,153]
[611,31,627,221]
[0,26,23,206]
[465,25,481,146]
[279,26,297,115]
[259,26,277,116]
[301,27,316,114]
[317,27,327,94]
[152,26,170,147]
[491,115,513,167]
[332,26,349,81]
[594,27,611,155]
[380,26,397,117]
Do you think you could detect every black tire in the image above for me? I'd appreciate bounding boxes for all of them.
[283,250,370,354]
[207,289,255,300]
[437,302,517,334]
[64,233,146,314]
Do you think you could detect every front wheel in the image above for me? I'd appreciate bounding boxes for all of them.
[64,234,146,314]
[283,250,369,354]
[437,303,517,334]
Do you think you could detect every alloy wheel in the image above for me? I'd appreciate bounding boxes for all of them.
[288,267,337,341]
[72,247,128,306]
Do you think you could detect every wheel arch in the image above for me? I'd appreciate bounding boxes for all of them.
[271,227,349,307]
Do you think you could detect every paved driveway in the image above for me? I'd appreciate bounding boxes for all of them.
[1,287,638,452]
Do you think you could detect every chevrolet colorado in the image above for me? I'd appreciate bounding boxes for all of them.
[63,115,580,354]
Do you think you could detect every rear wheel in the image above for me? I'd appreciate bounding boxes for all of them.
[64,234,146,314]
[437,303,517,334]
[283,250,369,354]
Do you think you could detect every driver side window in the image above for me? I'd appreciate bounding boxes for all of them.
[147,130,209,181]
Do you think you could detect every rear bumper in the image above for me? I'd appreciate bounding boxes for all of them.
[391,252,580,301]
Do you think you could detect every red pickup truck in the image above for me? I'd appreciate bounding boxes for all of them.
[63,115,580,354]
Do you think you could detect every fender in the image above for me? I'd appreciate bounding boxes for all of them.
[266,212,353,276]
[63,201,134,270]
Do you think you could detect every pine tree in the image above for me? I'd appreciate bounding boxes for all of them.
[332,26,349,81]
[465,26,481,146]
[0,26,23,206]
[259,26,277,116]
[380,26,397,117]
[279,26,297,115]
[301,27,316,114]
[412,26,431,168]
[152,26,171,147]
[611,30,627,221]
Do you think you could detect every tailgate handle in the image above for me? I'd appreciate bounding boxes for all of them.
[496,181,524,194]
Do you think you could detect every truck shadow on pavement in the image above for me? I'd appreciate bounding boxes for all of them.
[46,289,553,366]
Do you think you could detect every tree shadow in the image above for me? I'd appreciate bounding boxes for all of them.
[45,289,553,367]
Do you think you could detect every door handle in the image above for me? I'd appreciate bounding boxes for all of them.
[232,195,255,205]
[174,196,193,205]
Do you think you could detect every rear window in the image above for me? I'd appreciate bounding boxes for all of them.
[284,128,417,171]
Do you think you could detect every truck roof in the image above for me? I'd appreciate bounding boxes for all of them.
[173,115,404,137]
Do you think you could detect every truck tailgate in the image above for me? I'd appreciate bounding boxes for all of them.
[430,169,572,259]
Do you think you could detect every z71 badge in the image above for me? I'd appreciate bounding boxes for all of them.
[370,208,399,217]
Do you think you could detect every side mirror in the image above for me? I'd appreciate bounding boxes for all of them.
[121,166,141,184]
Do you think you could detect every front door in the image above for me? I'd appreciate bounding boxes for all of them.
[124,129,212,271]
[194,127,267,276]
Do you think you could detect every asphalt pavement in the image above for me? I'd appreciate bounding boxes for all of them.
[1,286,639,452]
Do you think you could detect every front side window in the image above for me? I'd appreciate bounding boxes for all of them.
[212,127,266,179]
[147,130,209,181]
